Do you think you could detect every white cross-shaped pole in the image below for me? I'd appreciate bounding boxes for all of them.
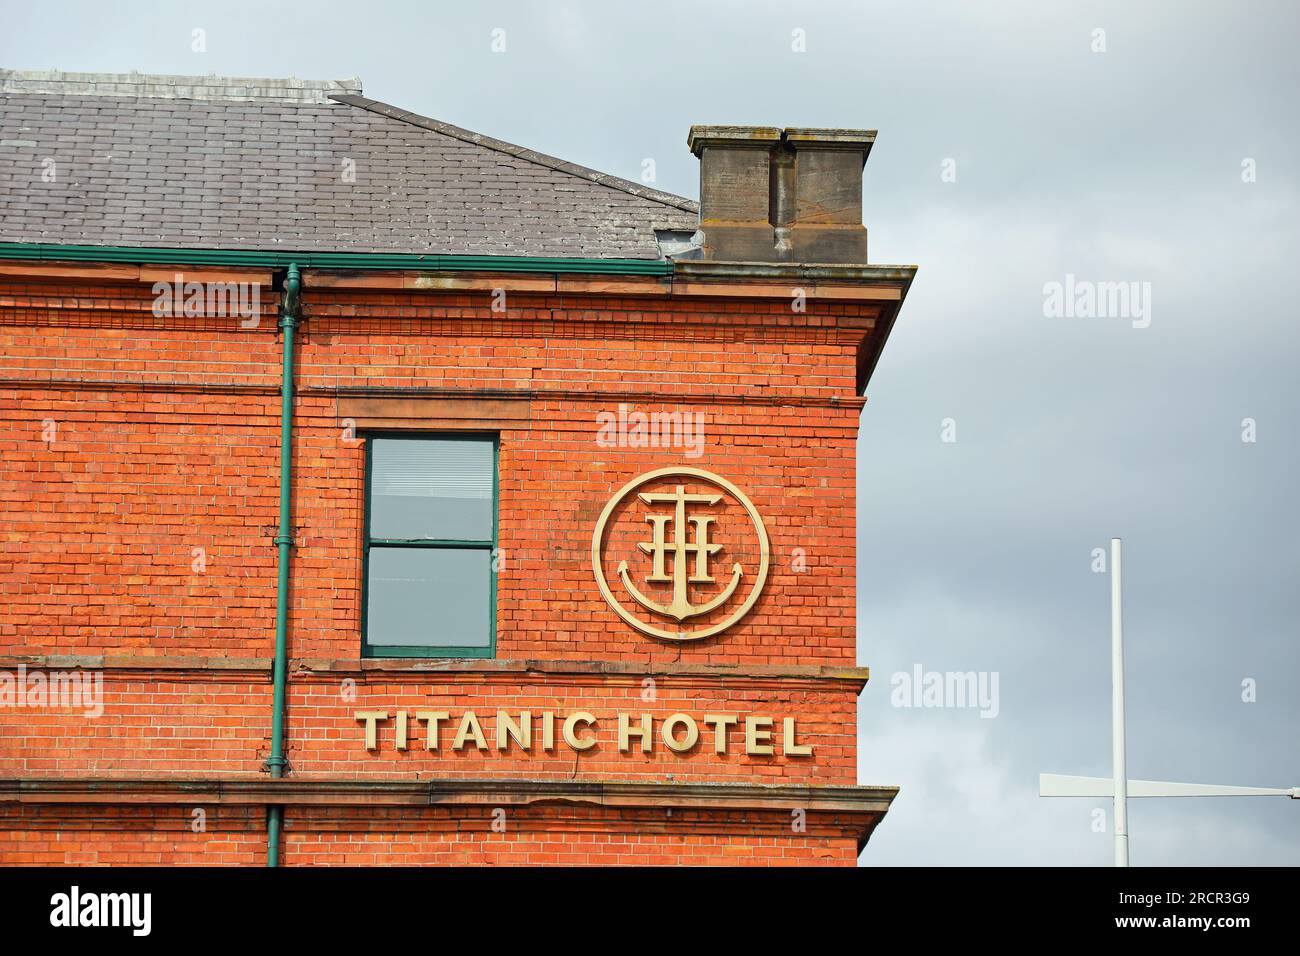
[1040,538,1298,866]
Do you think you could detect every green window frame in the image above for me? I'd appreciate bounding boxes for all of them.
[360,432,499,659]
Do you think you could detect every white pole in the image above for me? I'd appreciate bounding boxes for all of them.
[1111,537,1129,866]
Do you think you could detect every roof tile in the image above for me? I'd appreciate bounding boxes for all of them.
[0,76,698,259]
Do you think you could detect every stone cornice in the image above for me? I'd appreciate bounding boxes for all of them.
[0,776,895,813]
[0,777,895,849]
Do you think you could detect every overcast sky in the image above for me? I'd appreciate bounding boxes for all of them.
[3,0,1296,866]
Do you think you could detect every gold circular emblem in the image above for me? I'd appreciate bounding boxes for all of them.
[591,467,770,641]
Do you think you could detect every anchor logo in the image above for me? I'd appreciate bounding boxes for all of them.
[593,467,770,642]
[619,485,741,621]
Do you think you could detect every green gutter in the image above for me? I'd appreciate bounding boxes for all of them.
[265,263,301,867]
[0,242,674,276]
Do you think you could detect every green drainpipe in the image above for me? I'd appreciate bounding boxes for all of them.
[266,263,301,866]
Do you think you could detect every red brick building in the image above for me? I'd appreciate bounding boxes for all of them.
[0,71,914,866]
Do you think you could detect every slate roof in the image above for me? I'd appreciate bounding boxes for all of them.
[0,70,699,259]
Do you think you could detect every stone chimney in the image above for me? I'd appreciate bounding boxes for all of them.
[687,125,876,264]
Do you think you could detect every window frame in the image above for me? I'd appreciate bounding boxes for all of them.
[360,431,499,659]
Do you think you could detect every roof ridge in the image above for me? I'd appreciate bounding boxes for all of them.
[0,69,362,104]
[330,93,699,216]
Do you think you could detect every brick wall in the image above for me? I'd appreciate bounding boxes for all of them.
[0,804,859,866]
[0,673,859,784]
[0,268,885,865]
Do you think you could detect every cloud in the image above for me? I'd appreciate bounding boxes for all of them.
[857,716,1106,866]
[858,699,1300,866]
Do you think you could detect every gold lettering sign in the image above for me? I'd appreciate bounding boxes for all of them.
[356,709,813,757]
[591,467,770,641]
